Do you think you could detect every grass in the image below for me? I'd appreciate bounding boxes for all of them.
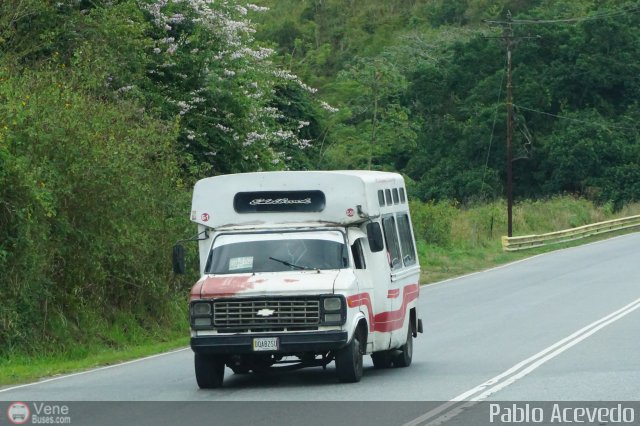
[0,303,191,386]
[419,239,516,283]
[0,333,188,387]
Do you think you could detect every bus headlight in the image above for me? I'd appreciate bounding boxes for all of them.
[323,297,342,311]
[321,296,345,325]
[191,301,213,328]
[192,302,212,315]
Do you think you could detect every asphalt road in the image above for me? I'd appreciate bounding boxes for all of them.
[1,233,639,425]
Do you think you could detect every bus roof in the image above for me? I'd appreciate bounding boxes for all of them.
[191,171,409,228]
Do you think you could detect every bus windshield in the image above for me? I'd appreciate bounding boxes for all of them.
[205,231,348,274]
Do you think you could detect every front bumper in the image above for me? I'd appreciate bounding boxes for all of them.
[191,330,348,355]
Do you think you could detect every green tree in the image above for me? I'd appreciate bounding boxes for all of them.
[1,0,331,355]
[324,56,416,170]
[0,66,187,353]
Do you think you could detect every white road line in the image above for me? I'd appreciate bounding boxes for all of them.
[469,298,640,402]
[0,347,190,394]
[403,297,640,426]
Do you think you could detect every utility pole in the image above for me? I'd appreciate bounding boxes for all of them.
[487,12,515,237]
[505,11,514,237]
[487,12,540,237]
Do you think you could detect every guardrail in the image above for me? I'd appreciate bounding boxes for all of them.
[502,214,640,251]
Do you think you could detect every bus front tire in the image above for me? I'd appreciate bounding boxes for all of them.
[335,333,363,383]
[195,353,225,388]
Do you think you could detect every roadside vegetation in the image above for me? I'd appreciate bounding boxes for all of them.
[413,197,640,283]
[1,0,639,385]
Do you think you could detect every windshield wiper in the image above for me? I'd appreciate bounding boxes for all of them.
[268,256,312,270]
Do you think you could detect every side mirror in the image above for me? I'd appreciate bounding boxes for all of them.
[366,222,384,253]
[172,244,186,274]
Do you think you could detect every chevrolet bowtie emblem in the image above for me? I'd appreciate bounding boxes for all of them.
[257,308,276,317]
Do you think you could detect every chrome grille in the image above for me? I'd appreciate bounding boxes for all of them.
[213,298,320,329]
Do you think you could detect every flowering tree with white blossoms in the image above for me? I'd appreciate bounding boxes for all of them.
[140,0,325,175]
[0,0,334,353]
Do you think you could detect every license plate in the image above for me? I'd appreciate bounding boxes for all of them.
[253,337,279,351]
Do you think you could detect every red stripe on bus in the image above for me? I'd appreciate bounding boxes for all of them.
[387,289,400,299]
[346,284,419,333]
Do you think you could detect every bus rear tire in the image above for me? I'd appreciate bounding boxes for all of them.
[393,326,413,368]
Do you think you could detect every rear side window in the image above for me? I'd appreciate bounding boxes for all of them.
[397,214,416,266]
[382,216,402,270]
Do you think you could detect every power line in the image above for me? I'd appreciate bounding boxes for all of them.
[481,3,639,237]
[485,2,640,26]
[479,63,506,199]
[514,104,639,131]
[485,3,639,236]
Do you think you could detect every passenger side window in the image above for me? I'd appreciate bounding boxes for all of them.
[385,189,392,205]
[351,238,367,270]
[397,214,416,266]
[382,216,402,270]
